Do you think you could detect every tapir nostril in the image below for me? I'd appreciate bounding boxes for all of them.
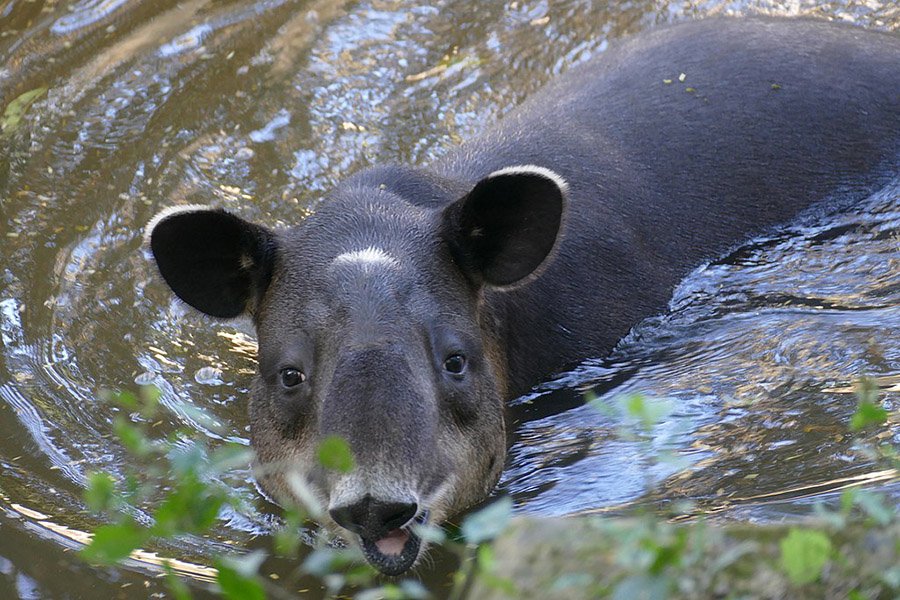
[329,496,418,540]
[329,504,365,536]
[379,501,418,532]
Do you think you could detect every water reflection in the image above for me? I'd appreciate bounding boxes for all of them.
[0,0,898,596]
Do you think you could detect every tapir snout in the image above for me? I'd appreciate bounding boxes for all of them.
[317,344,444,541]
[319,345,437,469]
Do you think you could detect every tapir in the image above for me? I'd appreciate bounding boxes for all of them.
[147,17,899,575]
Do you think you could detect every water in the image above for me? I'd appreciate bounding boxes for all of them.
[1,0,898,597]
[502,183,900,517]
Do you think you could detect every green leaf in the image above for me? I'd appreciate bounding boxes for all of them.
[850,400,887,431]
[474,543,520,595]
[852,490,894,526]
[477,543,496,570]
[302,548,340,577]
[840,488,857,514]
[284,472,324,518]
[647,529,688,575]
[138,384,162,406]
[152,473,226,536]
[179,402,226,434]
[625,394,647,419]
[84,471,118,513]
[102,389,139,409]
[81,521,147,564]
[209,443,254,473]
[461,497,513,545]
[399,580,431,599]
[780,528,832,585]
[587,392,616,417]
[139,384,162,408]
[301,545,363,578]
[412,521,447,545]
[215,558,266,600]
[113,416,152,457]
[850,377,887,431]
[621,394,674,431]
[881,565,900,589]
[356,586,399,600]
[1,87,47,135]
[221,550,267,578]
[855,376,879,403]
[317,436,355,473]
[273,508,303,558]
[169,442,208,477]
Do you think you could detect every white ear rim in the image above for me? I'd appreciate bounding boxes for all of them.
[144,204,216,248]
[486,164,569,195]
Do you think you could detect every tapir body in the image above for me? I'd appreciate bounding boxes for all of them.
[149,17,900,575]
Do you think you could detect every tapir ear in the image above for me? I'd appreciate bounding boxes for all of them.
[441,165,567,287]
[146,206,277,318]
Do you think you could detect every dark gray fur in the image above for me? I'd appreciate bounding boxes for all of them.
[148,17,900,575]
[436,17,900,395]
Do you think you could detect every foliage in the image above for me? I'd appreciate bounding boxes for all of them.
[317,435,356,473]
[481,383,898,599]
[459,496,513,545]
[80,381,897,598]
[81,386,518,599]
[779,528,832,585]
[850,377,888,431]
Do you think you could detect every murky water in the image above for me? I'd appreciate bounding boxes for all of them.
[1,0,897,597]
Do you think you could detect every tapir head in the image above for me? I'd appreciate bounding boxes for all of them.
[147,165,566,575]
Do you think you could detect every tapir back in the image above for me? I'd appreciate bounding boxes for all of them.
[433,17,900,394]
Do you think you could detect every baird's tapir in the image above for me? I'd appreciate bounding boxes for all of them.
[148,17,900,575]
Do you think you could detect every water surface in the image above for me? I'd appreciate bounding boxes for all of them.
[1,0,898,597]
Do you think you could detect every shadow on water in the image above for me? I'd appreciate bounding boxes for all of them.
[0,0,897,597]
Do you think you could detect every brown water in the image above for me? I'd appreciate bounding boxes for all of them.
[1,0,898,597]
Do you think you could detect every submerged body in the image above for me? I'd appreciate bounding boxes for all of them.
[148,17,900,574]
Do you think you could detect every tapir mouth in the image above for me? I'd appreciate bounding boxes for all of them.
[359,510,430,576]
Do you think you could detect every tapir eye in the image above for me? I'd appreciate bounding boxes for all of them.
[280,367,306,388]
[443,354,467,375]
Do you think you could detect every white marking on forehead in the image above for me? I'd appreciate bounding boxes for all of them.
[488,164,569,194]
[332,246,399,269]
